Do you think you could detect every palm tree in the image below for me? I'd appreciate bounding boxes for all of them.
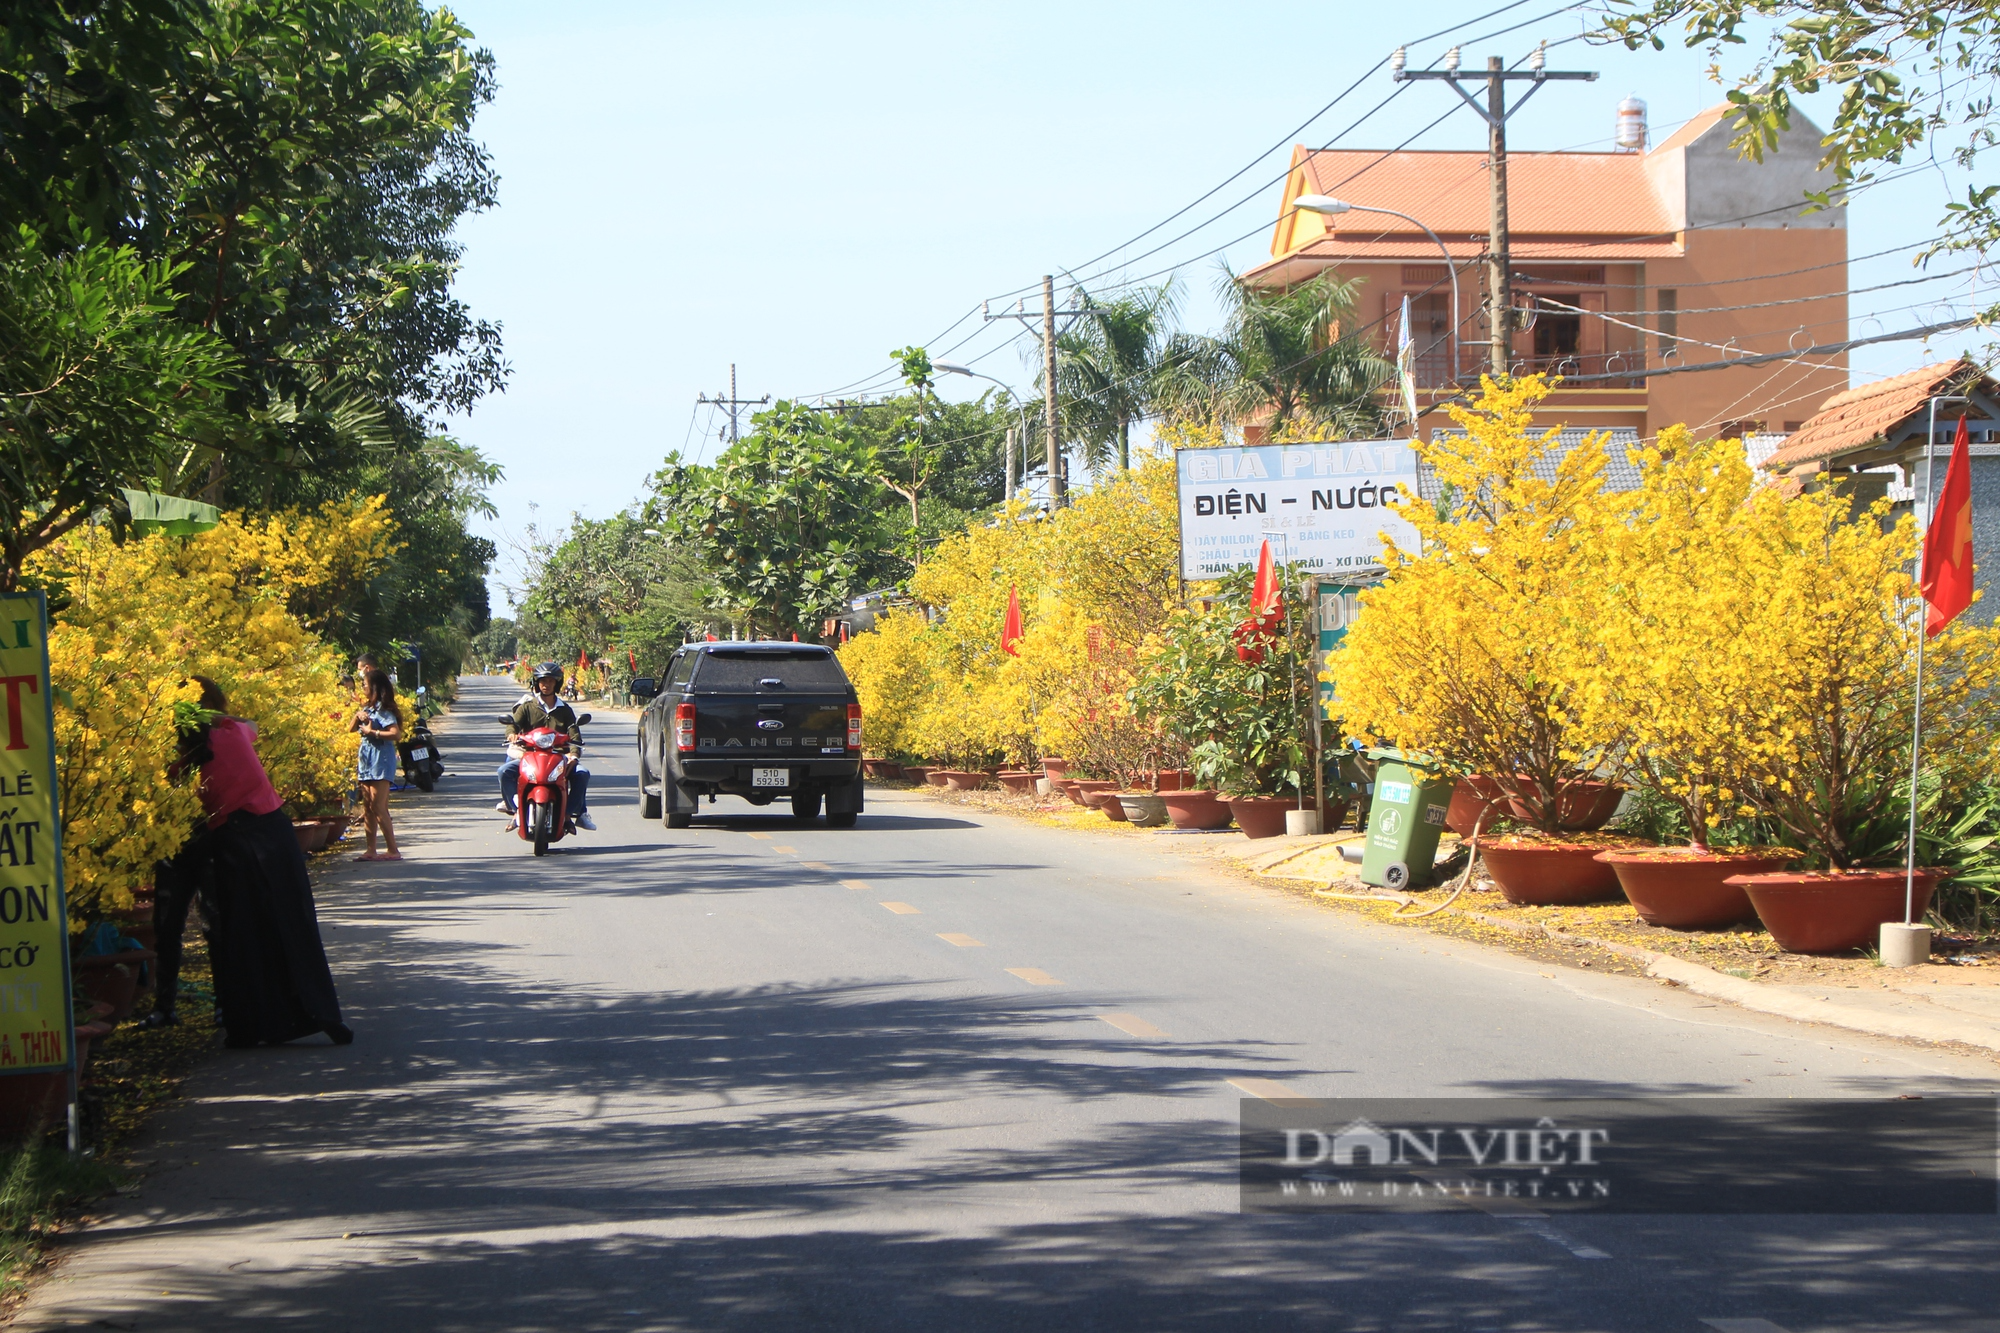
[1049,279,1179,473]
[1153,265,1391,438]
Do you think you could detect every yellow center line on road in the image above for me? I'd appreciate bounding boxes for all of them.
[937,933,984,947]
[1097,1012,1168,1038]
[879,902,922,915]
[746,833,772,841]
[1226,1077,1309,1104]
[1005,967,1062,986]
[839,879,872,892]
[800,861,831,871]
[773,845,798,853]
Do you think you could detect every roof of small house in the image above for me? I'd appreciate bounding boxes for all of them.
[1762,359,1997,471]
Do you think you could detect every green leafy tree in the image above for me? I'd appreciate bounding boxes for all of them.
[0,228,234,589]
[1154,266,1390,436]
[648,402,900,638]
[1606,0,2000,294]
[1053,280,1179,472]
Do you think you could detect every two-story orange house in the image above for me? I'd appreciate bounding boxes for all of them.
[1245,102,1848,440]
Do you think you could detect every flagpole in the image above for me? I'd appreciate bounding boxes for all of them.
[1904,396,1964,924]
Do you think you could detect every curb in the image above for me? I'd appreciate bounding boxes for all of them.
[1313,889,2000,1056]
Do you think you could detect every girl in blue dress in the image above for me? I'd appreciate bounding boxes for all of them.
[350,670,404,860]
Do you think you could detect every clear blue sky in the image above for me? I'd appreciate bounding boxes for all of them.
[439,1,1984,610]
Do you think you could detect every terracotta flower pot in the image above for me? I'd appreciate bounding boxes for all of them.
[941,770,990,791]
[1226,796,1299,840]
[1594,847,1799,929]
[1153,770,1190,793]
[1482,838,1628,905]
[1040,758,1069,781]
[1504,781,1625,833]
[1072,780,1119,807]
[1119,793,1169,827]
[925,769,951,788]
[901,766,933,785]
[1445,775,1510,837]
[72,949,157,1023]
[1728,867,1946,955]
[313,815,353,844]
[0,1070,70,1140]
[1091,790,1130,822]
[1053,779,1084,804]
[996,771,1039,794]
[292,820,332,853]
[862,759,903,780]
[1162,789,1231,830]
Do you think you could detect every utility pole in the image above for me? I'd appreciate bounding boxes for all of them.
[697,363,770,445]
[983,278,1092,507]
[1393,43,1596,377]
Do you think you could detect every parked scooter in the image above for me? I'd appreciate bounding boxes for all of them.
[500,712,591,855]
[399,689,446,791]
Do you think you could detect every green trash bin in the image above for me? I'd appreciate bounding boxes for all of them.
[1360,749,1456,890]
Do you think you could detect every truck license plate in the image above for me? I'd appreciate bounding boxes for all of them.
[752,767,788,788]
[410,747,429,760]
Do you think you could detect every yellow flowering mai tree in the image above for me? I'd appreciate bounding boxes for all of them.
[839,461,1181,778]
[1328,377,1631,832]
[30,498,388,927]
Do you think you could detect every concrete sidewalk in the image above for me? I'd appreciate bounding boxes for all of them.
[1224,833,2000,1057]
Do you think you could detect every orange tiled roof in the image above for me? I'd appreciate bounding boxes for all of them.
[1762,360,1993,470]
[1294,147,1677,239]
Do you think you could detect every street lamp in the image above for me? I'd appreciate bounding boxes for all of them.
[934,362,1033,499]
[1292,193,1461,386]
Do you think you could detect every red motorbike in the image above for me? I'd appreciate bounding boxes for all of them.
[500,712,591,856]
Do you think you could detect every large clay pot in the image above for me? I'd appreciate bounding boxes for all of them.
[1729,868,1945,954]
[940,770,989,791]
[72,949,157,1023]
[1445,775,1510,837]
[1119,793,1169,827]
[292,820,332,853]
[1072,780,1118,808]
[996,771,1039,794]
[1595,847,1799,929]
[1162,789,1232,831]
[1040,758,1069,781]
[1505,781,1625,833]
[1227,796,1298,840]
[0,1071,69,1140]
[901,766,933,785]
[862,759,903,780]
[312,815,353,846]
[1153,770,1190,793]
[925,769,951,788]
[1088,790,1129,822]
[1054,779,1085,805]
[1482,839,1626,905]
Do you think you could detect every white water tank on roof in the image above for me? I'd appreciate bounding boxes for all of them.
[1616,95,1648,152]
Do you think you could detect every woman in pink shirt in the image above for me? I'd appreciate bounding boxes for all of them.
[148,678,352,1047]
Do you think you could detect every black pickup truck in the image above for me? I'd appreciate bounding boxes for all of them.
[635,642,865,828]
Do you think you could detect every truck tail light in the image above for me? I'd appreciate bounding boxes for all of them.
[846,703,863,750]
[674,702,696,751]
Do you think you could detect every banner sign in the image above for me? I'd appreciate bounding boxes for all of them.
[0,593,74,1076]
[1176,441,1421,579]
[1316,579,1378,718]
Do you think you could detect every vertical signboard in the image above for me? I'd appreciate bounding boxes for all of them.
[0,593,74,1077]
[1177,441,1420,578]
[1316,579,1379,719]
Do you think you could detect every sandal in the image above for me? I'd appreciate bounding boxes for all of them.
[355,852,381,862]
[377,851,403,861]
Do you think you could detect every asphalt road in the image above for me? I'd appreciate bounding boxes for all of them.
[16,676,1999,1332]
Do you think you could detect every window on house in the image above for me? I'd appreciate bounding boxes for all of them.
[1532,294,1581,365]
[1657,289,1678,358]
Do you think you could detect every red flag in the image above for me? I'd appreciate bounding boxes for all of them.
[705,633,717,642]
[1002,585,1024,656]
[577,649,590,672]
[1922,415,1977,636]
[628,650,638,672]
[1250,539,1282,621]
[791,632,799,642]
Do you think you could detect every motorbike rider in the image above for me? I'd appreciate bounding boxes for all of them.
[496,662,595,830]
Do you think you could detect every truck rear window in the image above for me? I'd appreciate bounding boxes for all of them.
[690,650,850,692]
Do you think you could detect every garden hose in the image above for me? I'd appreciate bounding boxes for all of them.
[1390,801,1490,920]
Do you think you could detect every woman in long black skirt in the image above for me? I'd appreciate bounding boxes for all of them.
[162,679,353,1047]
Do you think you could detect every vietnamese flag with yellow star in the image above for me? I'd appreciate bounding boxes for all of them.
[1922,415,1976,637]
